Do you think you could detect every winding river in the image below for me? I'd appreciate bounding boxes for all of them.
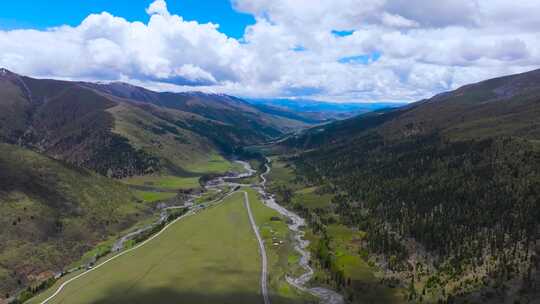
[257,158,344,304]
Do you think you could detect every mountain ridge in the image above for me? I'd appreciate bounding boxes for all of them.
[0,70,319,178]
[275,67,540,302]
[286,68,540,148]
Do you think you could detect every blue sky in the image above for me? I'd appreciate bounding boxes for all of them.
[0,0,254,38]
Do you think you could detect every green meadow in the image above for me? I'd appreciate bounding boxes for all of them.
[122,175,201,191]
[244,189,314,303]
[29,190,311,304]
[122,155,243,193]
[266,158,296,187]
[307,224,406,303]
[185,153,242,174]
[133,190,177,203]
[293,187,334,209]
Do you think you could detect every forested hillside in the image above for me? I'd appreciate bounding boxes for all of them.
[277,69,540,303]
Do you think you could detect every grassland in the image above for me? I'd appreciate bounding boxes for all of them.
[121,152,242,197]
[267,159,334,210]
[306,225,405,303]
[28,193,261,304]
[122,154,242,192]
[108,103,216,175]
[293,187,334,209]
[194,189,223,204]
[133,190,177,203]
[28,189,311,304]
[122,175,201,191]
[185,153,240,175]
[231,173,261,185]
[244,189,313,303]
[267,158,297,187]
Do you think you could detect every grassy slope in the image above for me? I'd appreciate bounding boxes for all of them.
[0,76,161,179]
[109,102,239,193]
[107,103,217,175]
[28,191,311,304]
[89,82,307,137]
[267,157,297,186]
[307,225,405,303]
[0,143,145,296]
[288,69,540,151]
[379,70,540,142]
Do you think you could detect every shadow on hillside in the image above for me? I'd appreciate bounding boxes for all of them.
[90,284,314,304]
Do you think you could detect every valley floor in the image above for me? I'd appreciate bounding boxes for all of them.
[30,192,263,304]
[27,186,311,304]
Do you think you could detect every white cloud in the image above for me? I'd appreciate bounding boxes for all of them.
[0,4,243,86]
[383,0,480,28]
[173,64,217,84]
[0,0,539,102]
[146,0,170,16]
[380,13,418,28]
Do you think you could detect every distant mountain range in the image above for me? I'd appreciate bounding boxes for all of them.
[0,69,321,178]
[246,98,404,121]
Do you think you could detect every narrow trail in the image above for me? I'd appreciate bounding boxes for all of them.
[243,191,270,304]
[258,158,344,304]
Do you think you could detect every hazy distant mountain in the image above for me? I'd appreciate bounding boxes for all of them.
[247,98,404,121]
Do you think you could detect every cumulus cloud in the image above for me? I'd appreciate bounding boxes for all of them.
[146,0,170,16]
[0,0,539,102]
[380,13,419,28]
[383,0,480,28]
[0,4,243,86]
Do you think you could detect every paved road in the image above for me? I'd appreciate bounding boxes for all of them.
[243,191,270,304]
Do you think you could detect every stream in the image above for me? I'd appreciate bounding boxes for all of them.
[257,158,344,304]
